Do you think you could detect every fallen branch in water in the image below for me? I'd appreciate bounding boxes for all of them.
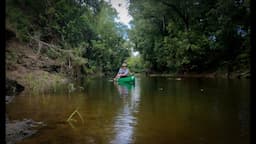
[66,108,85,128]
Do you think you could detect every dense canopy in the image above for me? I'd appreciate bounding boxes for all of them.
[6,0,250,77]
[6,0,130,77]
[128,0,250,75]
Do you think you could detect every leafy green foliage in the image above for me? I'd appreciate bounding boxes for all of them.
[127,56,143,73]
[6,0,130,77]
[128,0,250,74]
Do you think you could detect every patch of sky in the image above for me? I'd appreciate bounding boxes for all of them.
[236,25,247,37]
[209,35,216,42]
[193,1,200,5]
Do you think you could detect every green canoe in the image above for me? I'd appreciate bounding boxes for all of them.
[117,75,135,83]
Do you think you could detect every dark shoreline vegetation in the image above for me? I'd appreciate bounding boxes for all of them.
[5,0,250,143]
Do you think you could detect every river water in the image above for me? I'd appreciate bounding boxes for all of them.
[6,76,250,144]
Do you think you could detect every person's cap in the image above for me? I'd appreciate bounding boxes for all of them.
[122,63,127,67]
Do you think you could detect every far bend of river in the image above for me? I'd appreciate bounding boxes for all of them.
[6,76,250,144]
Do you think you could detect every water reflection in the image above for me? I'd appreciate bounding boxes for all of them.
[114,82,129,96]
[111,80,140,144]
[6,77,249,144]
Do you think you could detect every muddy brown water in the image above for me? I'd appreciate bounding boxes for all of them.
[6,76,250,144]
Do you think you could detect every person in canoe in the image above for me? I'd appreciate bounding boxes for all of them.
[115,63,129,79]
